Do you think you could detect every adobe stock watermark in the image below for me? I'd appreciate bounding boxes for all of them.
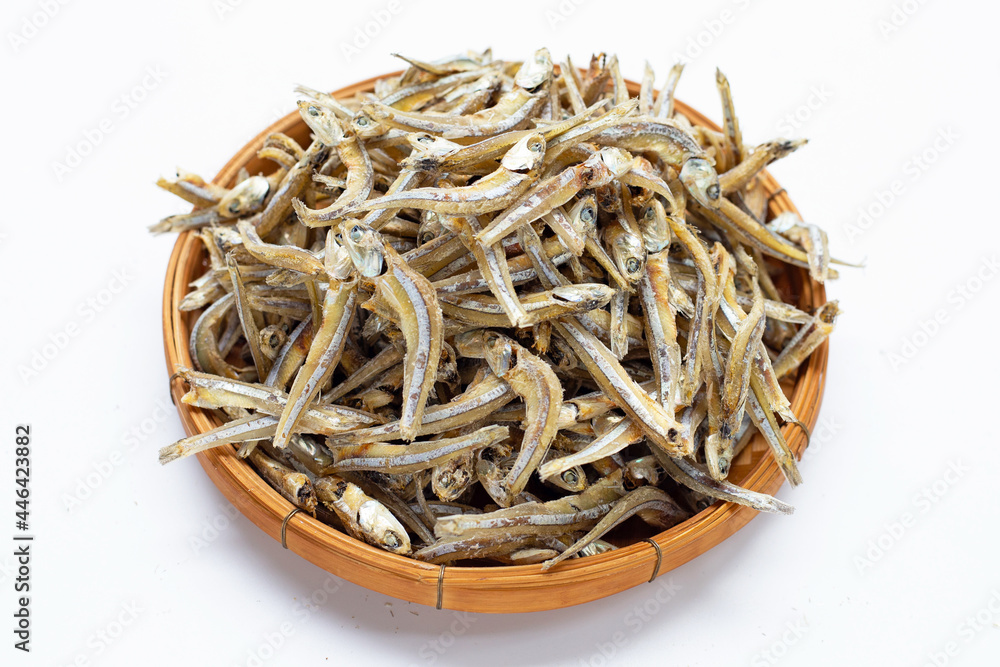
[213,0,248,20]
[751,616,809,666]
[842,127,958,244]
[854,460,968,574]
[51,65,168,182]
[921,588,1000,667]
[800,414,844,463]
[57,601,143,667]
[7,0,72,53]
[578,577,682,667]
[190,502,241,555]
[877,0,930,39]
[339,0,403,63]
[61,398,173,512]
[775,85,833,136]
[886,255,999,371]
[544,0,589,29]
[671,0,756,64]
[234,576,344,667]
[410,611,478,666]
[16,268,134,385]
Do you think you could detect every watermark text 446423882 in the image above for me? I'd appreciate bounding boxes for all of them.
[13,424,33,653]
[50,66,168,182]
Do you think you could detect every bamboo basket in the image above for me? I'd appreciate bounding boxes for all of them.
[161,72,828,613]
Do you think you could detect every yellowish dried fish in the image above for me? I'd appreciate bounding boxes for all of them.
[322,425,509,474]
[248,447,318,514]
[357,133,547,218]
[481,333,562,504]
[773,301,840,378]
[551,317,687,456]
[346,222,443,439]
[292,107,373,226]
[154,48,842,569]
[273,276,359,449]
[314,476,411,554]
[541,486,687,569]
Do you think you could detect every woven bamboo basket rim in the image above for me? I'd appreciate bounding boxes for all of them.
[161,71,828,614]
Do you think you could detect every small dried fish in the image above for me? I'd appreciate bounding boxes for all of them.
[155,48,842,567]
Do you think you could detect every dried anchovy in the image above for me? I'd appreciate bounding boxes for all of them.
[155,47,844,567]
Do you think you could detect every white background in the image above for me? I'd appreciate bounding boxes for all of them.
[2,0,998,665]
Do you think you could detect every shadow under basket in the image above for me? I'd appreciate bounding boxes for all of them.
[161,72,829,613]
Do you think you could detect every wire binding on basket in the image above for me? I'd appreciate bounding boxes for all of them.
[281,508,302,549]
[436,564,446,610]
[767,187,787,205]
[167,369,185,406]
[644,538,663,583]
[786,419,812,450]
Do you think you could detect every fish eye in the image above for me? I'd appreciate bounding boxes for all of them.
[562,470,578,485]
[416,134,433,144]
[421,232,435,244]
[269,333,280,348]
[625,257,640,274]
[528,141,542,153]
[643,206,655,220]
[580,207,595,223]
[307,105,320,117]
[349,225,364,241]
[228,201,240,213]
[384,533,401,549]
[356,116,370,127]
[707,184,720,200]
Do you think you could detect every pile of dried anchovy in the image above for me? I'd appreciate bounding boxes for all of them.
[155,48,841,568]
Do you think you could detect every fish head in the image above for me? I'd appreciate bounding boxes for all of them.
[357,500,411,554]
[217,175,269,218]
[579,539,616,557]
[704,436,734,482]
[544,464,588,493]
[432,457,474,502]
[354,105,392,138]
[453,329,490,359]
[515,48,553,90]
[500,132,547,173]
[560,467,588,492]
[467,71,502,93]
[569,193,599,236]
[624,457,663,489]
[546,335,580,371]
[340,221,385,278]
[550,283,616,311]
[417,211,449,246]
[598,147,638,180]
[212,226,244,252]
[608,227,647,282]
[324,229,356,280]
[639,199,671,252]
[406,132,461,158]
[298,101,344,146]
[680,158,721,208]
[482,331,514,377]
